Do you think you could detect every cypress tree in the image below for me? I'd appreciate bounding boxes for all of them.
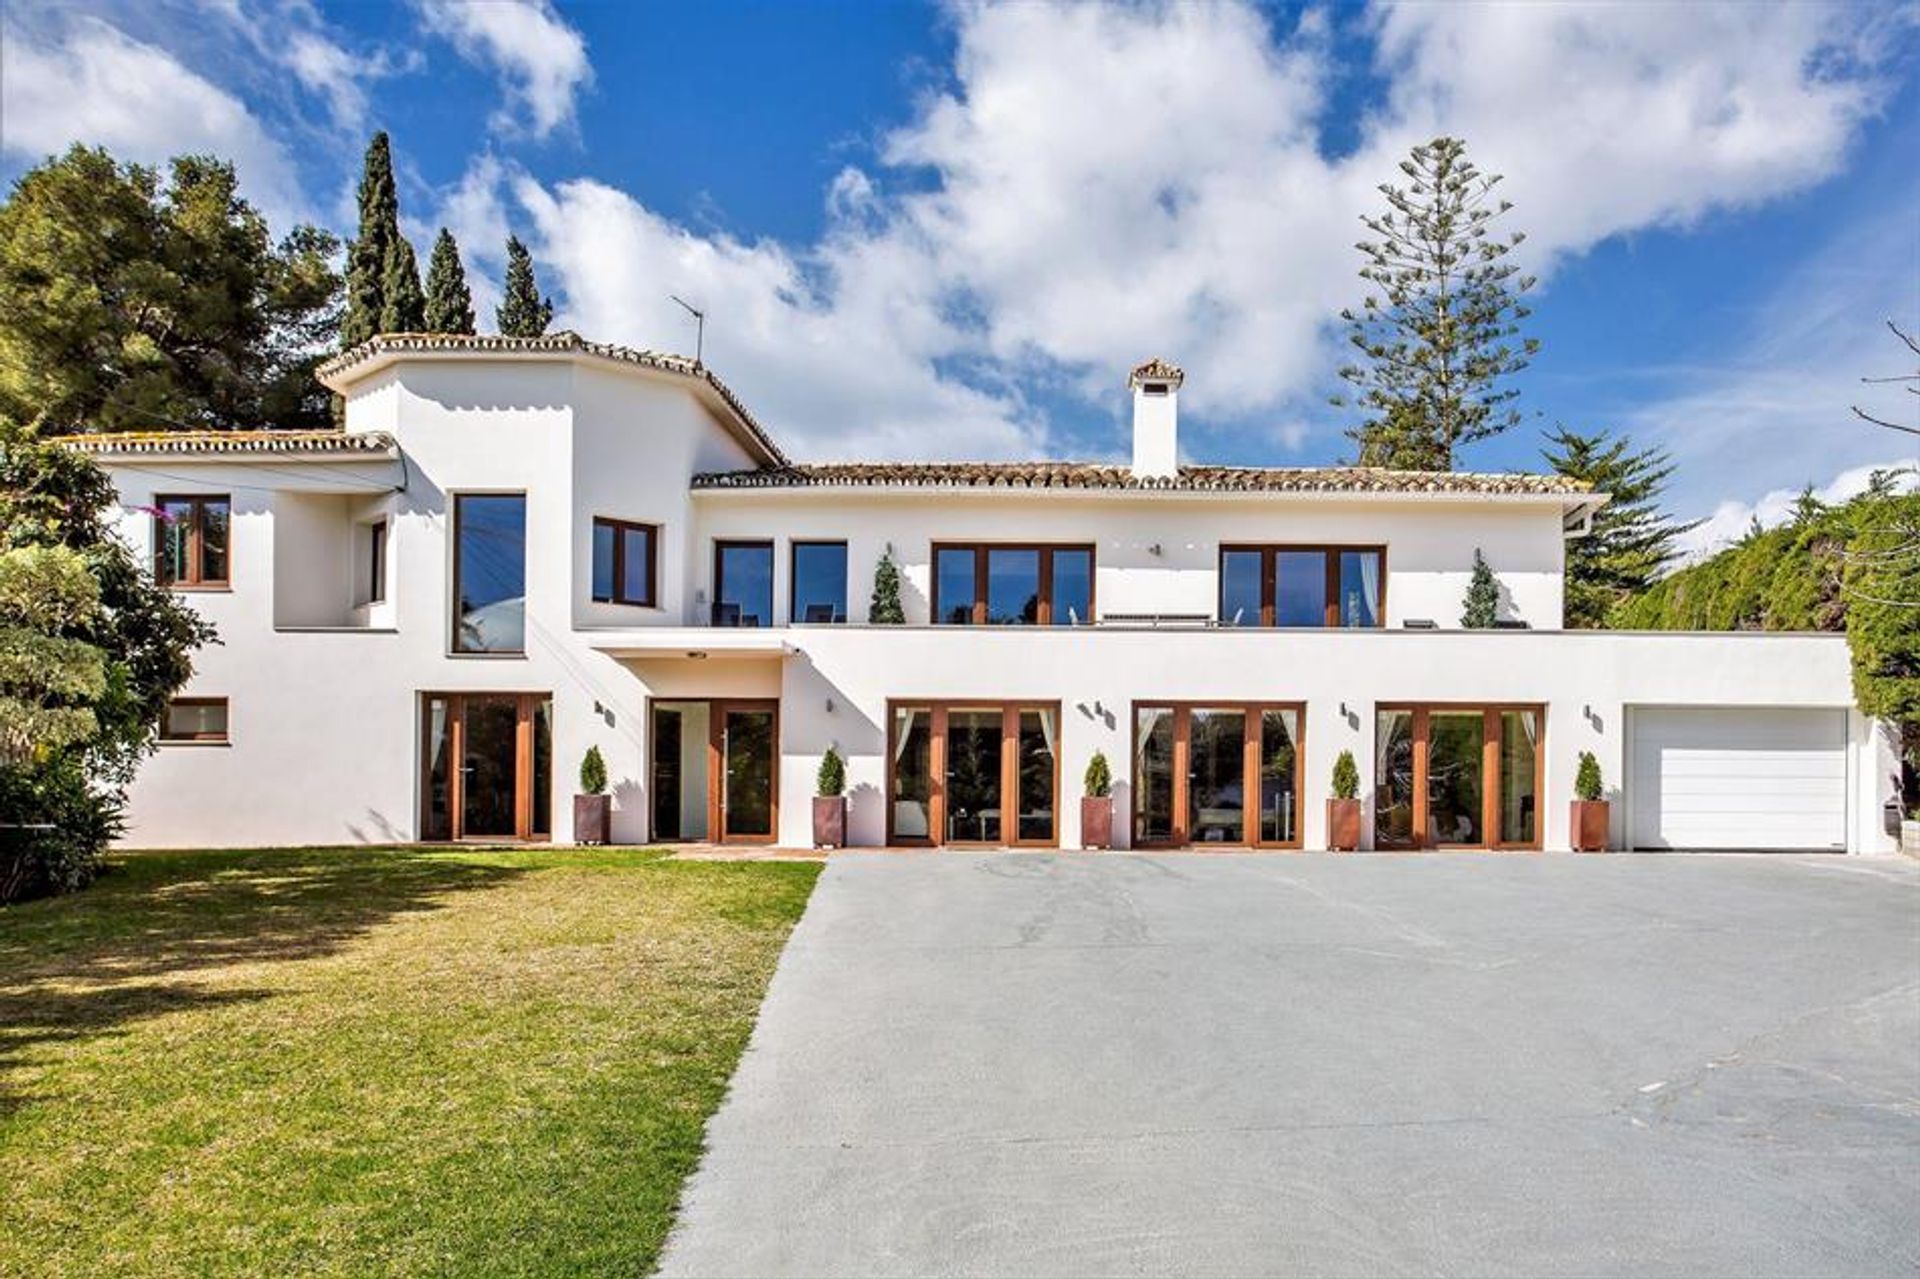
[1462,550,1499,628]
[423,228,475,334]
[342,132,399,349]
[1543,426,1697,628]
[495,235,553,337]
[869,551,905,623]
[379,233,424,333]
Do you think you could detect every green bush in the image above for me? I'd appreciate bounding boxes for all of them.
[869,551,905,624]
[0,754,120,902]
[1083,750,1111,798]
[1331,749,1359,800]
[816,747,845,797]
[578,745,607,795]
[1575,751,1603,802]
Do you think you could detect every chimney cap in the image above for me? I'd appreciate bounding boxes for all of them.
[1128,357,1184,390]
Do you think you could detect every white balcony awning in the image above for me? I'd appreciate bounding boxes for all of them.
[580,627,795,661]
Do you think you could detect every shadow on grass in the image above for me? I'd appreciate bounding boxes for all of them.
[0,848,526,1117]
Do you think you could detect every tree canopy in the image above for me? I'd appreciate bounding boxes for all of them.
[1544,426,1696,628]
[496,235,554,338]
[424,228,477,335]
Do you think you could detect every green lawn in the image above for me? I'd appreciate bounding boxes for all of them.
[0,846,820,1277]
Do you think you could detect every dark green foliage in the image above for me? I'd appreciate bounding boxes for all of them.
[424,228,476,335]
[869,550,905,623]
[1575,751,1603,802]
[0,420,212,900]
[816,747,846,798]
[1462,549,1499,628]
[0,145,341,432]
[1083,750,1111,799]
[496,235,553,338]
[379,232,424,333]
[1841,496,1920,721]
[1331,749,1359,800]
[342,132,399,350]
[1335,137,1538,470]
[1543,426,1697,628]
[579,744,608,795]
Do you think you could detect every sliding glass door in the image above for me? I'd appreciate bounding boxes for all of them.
[886,702,1059,846]
[420,692,553,842]
[1373,706,1543,850]
[648,699,779,844]
[1132,703,1304,849]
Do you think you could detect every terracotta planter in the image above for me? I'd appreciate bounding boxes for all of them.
[1571,799,1610,852]
[573,793,611,845]
[812,795,847,849]
[1080,796,1114,850]
[1326,798,1361,851]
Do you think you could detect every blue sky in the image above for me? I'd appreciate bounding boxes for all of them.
[2,0,1917,553]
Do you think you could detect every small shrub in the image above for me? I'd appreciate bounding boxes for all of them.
[816,747,846,797]
[1331,750,1359,800]
[1462,549,1499,628]
[869,551,905,624]
[579,745,608,795]
[1575,751,1603,802]
[1083,750,1112,798]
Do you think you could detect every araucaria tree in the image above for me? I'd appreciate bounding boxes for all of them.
[1543,426,1697,628]
[423,229,476,334]
[496,235,554,338]
[1336,137,1539,471]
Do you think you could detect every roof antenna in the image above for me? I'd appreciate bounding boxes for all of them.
[669,294,705,367]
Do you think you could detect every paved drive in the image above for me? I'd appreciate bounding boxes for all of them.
[661,853,1920,1277]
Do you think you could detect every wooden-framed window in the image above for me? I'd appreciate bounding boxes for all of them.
[1218,545,1384,628]
[365,519,389,605]
[452,493,526,654]
[930,543,1094,626]
[419,692,553,842]
[591,517,658,607]
[153,495,231,588]
[712,540,774,627]
[161,697,229,743]
[1374,704,1543,851]
[886,701,1061,847]
[789,540,848,624]
[1131,702,1305,849]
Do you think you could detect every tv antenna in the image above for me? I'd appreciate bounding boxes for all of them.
[670,294,706,367]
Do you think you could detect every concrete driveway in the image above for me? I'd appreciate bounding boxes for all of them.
[660,853,1920,1277]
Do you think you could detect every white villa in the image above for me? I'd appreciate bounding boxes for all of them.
[63,333,1899,853]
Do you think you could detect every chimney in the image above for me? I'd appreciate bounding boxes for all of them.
[1129,357,1183,480]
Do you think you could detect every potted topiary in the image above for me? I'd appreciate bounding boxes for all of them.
[813,747,847,849]
[1081,750,1113,850]
[1328,750,1361,851]
[575,745,610,845]
[1571,750,1608,852]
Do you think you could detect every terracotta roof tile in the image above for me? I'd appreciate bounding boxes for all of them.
[690,461,1591,497]
[56,430,399,457]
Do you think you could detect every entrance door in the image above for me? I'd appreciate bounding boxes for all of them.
[886,702,1059,847]
[717,703,778,842]
[1131,703,1304,849]
[1374,705,1542,850]
[421,692,552,841]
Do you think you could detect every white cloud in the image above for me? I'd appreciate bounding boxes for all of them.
[0,15,307,227]
[415,0,591,138]
[1678,459,1920,563]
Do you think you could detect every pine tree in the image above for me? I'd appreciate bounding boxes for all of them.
[496,235,553,337]
[342,132,400,349]
[1462,549,1499,628]
[1335,137,1538,470]
[379,233,425,333]
[1542,426,1697,628]
[423,228,475,334]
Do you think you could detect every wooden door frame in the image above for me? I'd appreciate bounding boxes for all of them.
[884,700,1063,848]
[1128,701,1307,850]
[1217,544,1387,628]
[646,697,782,845]
[418,691,552,843]
[1372,703,1545,851]
[928,544,1097,626]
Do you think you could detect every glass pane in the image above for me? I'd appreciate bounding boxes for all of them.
[1017,708,1056,841]
[791,542,847,624]
[532,698,553,837]
[1135,707,1176,844]
[199,500,230,582]
[165,700,227,739]
[1188,709,1246,843]
[1499,710,1539,844]
[935,548,976,624]
[1274,551,1327,626]
[946,708,1004,842]
[621,526,653,604]
[1375,710,1415,847]
[1219,549,1262,626]
[1429,711,1486,846]
[454,495,526,653]
[369,522,387,603]
[461,695,521,837]
[423,696,452,841]
[1338,550,1382,628]
[891,707,933,841]
[986,549,1041,625]
[1259,709,1299,844]
[724,708,775,837]
[591,522,615,600]
[715,543,773,628]
[650,702,707,841]
[1049,549,1091,626]
[156,499,195,585]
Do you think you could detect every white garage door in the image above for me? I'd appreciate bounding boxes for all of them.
[1629,708,1848,851]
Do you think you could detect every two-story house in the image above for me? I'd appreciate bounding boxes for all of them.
[63,332,1898,853]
